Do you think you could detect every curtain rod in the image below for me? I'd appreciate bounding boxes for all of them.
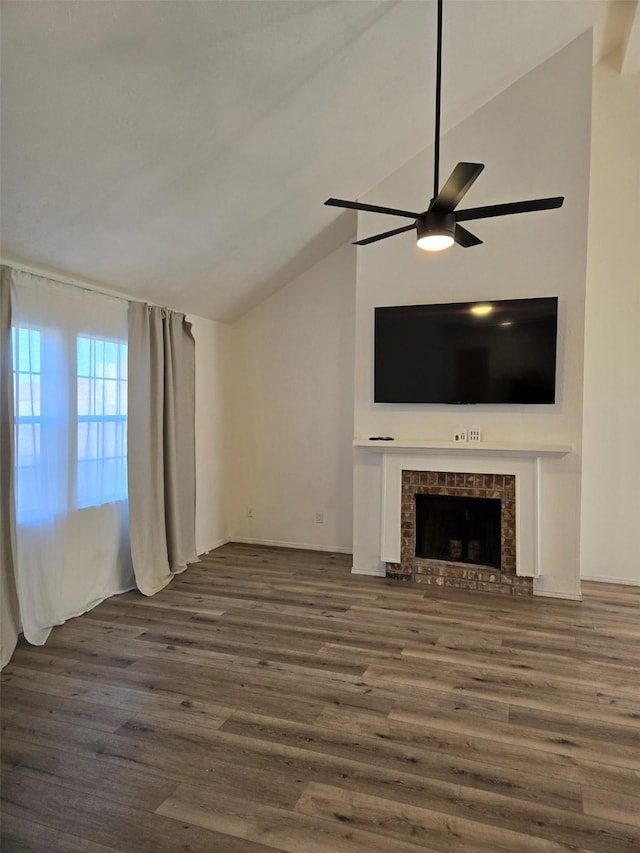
[0,255,156,307]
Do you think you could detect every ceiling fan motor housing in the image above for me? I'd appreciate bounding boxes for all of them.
[417,211,456,241]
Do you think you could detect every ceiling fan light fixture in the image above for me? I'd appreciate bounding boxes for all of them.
[416,212,455,252]
[417,233,455,252]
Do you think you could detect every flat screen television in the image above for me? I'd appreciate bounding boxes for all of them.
[374,296,558,404]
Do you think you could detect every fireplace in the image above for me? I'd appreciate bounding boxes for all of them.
[355,437,576,598]
[388,470,533,595]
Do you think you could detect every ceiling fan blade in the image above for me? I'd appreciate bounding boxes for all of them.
[429,163,485,213]
[455,196,564,222]
[353,223,416,246]
[454,224,482,248]
[325,198,420,219]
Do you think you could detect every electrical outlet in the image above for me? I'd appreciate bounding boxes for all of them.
[453,428,467,443]
[315,512,324,524]
[468,426,482,443]
[246,505,253,518]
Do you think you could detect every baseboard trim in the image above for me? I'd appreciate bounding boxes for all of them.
[581,575,640,587]
[534,589,582,601]
[351,566,386,577]
[229,537,352,555]
[198,536,231,556]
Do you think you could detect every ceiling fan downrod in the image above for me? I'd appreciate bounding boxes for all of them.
[433,0,444,202]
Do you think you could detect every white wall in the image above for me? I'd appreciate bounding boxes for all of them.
[189,314,232,555]
[352,34,593,597]
[580,62,640,585]
[227,241,356,552]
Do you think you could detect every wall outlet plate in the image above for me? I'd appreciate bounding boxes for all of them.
[469,426,482,442]
[454,428,468,443]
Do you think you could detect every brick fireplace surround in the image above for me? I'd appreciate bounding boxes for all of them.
[387,470,534,596]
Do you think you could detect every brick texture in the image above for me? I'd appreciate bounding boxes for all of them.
[387,469,532,597]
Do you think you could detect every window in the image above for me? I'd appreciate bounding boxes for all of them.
[12,327,42,520]
[11,327,128,516]
[76,336,128,509]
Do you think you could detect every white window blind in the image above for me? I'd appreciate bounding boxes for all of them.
[12,326,42,521]
[76,335,128,509]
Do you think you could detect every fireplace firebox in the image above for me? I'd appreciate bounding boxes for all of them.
[415,494,502,568]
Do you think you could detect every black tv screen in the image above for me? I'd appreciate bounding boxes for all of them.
[374,297,558,404]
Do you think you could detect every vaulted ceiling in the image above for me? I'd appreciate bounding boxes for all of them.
[1,1,636,321]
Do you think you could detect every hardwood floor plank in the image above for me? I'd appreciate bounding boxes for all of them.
[116,588,229,613]
[83,602,228,634]
[156,784,437,853]
[294,781,578,853]
[4,649,328,723]
[49,620,148,641]
[389,707,640,770]
[1,736,178,811]
[314,704,583,783]
[399,647,640,700]
[508,704,640,748]
[363,660,603,712]
[577,759,640,797]
[403,637,640,686]
[2,767,276,853]
[215,609,411,654]
[0,813,122,853]
[9,634,140,671]
[1,663,235,729]
[134,628,367,675]
[0,685,134,733]
[396,680,638,731]
[582,786,640,828]
[2,711,113,756]
[125,654,396,716]
[220,709,584,813]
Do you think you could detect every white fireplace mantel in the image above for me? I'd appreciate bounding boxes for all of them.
[354,439,572,584]
[354,438,572,457]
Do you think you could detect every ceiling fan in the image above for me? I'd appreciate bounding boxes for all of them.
[324,0,564,251]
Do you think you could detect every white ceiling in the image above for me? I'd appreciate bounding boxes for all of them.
[1,0,635,322]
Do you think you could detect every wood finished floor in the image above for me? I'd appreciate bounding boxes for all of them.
[1,543,639,853]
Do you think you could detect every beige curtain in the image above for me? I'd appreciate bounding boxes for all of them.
[0,268,21,667]
[127,303,198,595]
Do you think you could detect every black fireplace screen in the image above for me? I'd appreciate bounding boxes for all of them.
[415,494,501,569]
